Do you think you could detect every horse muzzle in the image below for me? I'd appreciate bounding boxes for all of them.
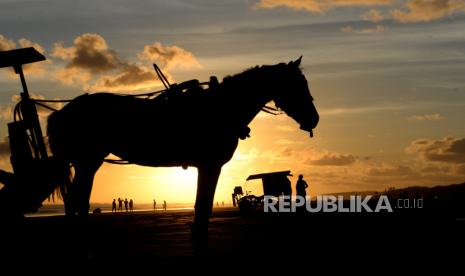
[300,125,315,138]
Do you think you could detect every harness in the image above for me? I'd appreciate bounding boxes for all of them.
[22,64,284,166]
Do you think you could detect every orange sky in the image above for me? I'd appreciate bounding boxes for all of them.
[1,0,465,204]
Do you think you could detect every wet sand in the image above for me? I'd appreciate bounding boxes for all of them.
[2,207,464,266]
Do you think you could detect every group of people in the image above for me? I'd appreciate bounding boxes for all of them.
[109,176,308,214]
[112,198,134,213]
[153,199,167,211]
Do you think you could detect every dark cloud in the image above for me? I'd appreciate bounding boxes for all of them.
[306,153,357,166]
[51,33,199,92]
[92,64,160,92]
[406,136,465,164]
[52,33,122,74]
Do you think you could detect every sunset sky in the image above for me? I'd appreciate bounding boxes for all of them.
[1,0,465,204]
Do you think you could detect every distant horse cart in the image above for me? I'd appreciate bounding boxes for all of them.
[0,47,319,245]
[232,171,292,213]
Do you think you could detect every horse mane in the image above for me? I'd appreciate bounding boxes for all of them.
[223,62,301,83]
[220,62,303,98]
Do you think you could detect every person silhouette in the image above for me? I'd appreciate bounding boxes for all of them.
[222,201,224,207]
[129,199,133,212]
[163,200,167,211]
[112,199,117,213]
[153,199,157,210]
[124,198,129,212]
[296,175,309,199]
[118,198,123,212]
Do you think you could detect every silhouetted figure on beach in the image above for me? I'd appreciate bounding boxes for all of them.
[222,201,224,207]
[129,199,133,212]
[153,199,157,210]
[124,198,129,212]
[118,198,123,212]
[296,175,309,199]
[163,200,167,211]
[112,199,117,213]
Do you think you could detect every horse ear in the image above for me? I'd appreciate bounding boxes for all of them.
[294,56,302,67]
[288,56,302,68]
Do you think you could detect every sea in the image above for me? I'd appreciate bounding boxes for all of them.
[25,203,195,217]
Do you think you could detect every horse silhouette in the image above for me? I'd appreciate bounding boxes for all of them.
[46,57,319,245]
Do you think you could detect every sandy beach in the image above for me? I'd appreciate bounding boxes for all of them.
[1,205,464,267]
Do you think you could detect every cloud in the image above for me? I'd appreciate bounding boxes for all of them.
[0,138,10,158]
[276,139,304,145]
[51,33,200,92]
[367,164,415,176]
[407,113,445,121]
[253,0,465,24]
[253,0,393,13]
[138,42,201,70]
[91,64,165,92]
[454,164,465,175]
[276,125,294,132]
[391,0,465,23]
[361,9,385,22]
[52,34,122,74]
[306,153,358,166]
[0,34,47,75]
[340,24,389,34]
[420,164,451,173]
[0,34,16,51]
[406,136,465,163]
[320,104,401,115]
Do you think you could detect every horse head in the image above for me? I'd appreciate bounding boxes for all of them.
[271,57,319,137]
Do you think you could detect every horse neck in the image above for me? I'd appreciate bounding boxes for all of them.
[221,74,275,127]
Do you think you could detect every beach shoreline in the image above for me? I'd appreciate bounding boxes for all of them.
[2,206,464,266]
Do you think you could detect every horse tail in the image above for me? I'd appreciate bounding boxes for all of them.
[47,109,73,209]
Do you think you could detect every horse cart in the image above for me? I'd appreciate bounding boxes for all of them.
[0,47,71,218]
[232,170,292,213]
[0,47,213,219]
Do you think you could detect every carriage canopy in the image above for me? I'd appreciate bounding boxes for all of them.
[246,170,292,197]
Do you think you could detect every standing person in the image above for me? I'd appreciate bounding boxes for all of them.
[296,175,309,199]
[129,199,133,212]
[124,198,129,212]
[153,199,157,210]
[112,199,117,213]
[118,198,123,212]
[163,200,167,211]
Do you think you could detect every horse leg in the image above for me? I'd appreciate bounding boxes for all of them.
[71,159,103,218]
[191,164,222,249]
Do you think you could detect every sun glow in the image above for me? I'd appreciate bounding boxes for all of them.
[91,164,199,204]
